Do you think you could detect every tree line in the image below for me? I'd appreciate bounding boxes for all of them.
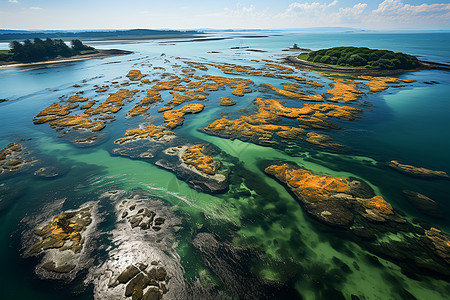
[300,46,420,70]
[8,38,96,63]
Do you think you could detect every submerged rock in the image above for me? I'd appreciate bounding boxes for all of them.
[402,190,444,219]
[389,160,449,180]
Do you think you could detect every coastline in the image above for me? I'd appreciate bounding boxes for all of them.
[0,49,133,70]
[284,56,450,75]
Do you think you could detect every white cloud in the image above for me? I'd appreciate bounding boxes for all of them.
[223,3,266,18]
[338,3,367,19]
[373,0,450,16]
[8,0,19,3]
[367,0,450,28]
[28,7,43,10]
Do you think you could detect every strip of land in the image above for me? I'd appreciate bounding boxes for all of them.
[0,49,132,70]
[284,56,450,75]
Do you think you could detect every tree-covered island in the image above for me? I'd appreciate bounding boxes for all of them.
[298,46,420,70]
[1,38,97,63]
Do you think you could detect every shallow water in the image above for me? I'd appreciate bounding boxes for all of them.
[1,31,449,299]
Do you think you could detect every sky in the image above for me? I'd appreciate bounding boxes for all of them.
[1,0,449,30]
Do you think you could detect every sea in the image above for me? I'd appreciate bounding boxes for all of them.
[0,30,449,299]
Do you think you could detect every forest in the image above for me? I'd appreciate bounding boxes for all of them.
[1,38,97,63]
[299,46,420,69]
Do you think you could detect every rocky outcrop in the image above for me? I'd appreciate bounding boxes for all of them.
[402,190,443,219]
[126,70,147,81]
[114,124,175,144]
[326,78,363,102]
[156,144,228,193]
[163,103,205,129]
[219,97,237,106]
[265,162,399,227]
[0,143,25,175]
[424,228,450,265]
[389,160,449,180]
[26,206,92,257]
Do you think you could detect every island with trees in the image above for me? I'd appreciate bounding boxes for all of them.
[0,38,131,68]
[279,46,450,75]
[298,46,420,70]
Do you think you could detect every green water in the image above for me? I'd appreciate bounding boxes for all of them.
[0,31,449,299]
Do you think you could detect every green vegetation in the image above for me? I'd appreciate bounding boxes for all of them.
[0,50,13,62]
[6,38,98,63]
[298,46,420,70]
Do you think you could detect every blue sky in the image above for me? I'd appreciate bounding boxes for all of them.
[1,0,449,30]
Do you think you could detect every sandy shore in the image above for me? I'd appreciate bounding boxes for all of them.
[0,49,133,70]
[284,56,450,75]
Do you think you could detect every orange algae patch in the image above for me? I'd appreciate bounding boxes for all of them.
[305,132,344,149]
[152,78,182,91]
[260,83,303,98]
[127,89,162,117]
[219,97,237,106]
[306,80,325,87]
[66,94,88,103]
[388,160,449,179]
[164,103,205,129]
[265,164,351,201]
[188,80,206,89]
[276,127,307,139]
[115,124,175,144]
[231,83,252,97]
[203,83,220,91]
[81,100,96,110]
[36,103,71,118]
[301,94,324,102]
[167,91,207,107]
[358,196,393,215]
[358,75,416,92]
[327,78,363,102]
[182,144,220,175]
[126,70,147,81]
[26,207,92,256]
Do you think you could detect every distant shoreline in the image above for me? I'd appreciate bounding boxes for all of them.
[284,56,450,75]
[0,49,132,70]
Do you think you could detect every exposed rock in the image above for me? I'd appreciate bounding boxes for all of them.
[117,265,140,284]
[163,103,205,129]
[126,70,147,81]
[359,75,416,92]
[265,162,397,227]
[306,132,345,149]
[219,96,237,106]
[0,143,26,175]
[114,124,175,144]
[424,228,450,265]
[402,190,443,219]
[26,206,92,257]
[156,144,228,193]
[389,160,449,180]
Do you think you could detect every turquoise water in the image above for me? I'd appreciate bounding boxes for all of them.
[0,31,449,299]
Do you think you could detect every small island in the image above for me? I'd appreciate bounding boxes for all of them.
[0,38,132,69]
[285,46,450,74]
[299,46,420,69]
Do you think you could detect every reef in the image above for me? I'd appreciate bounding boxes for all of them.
[326,78,363,102]
[163,103,205,129]
[126,70,147,81]
[219,97,237,106]
[359,76,416,92]
[114,124,175,144]
[0,143,26,175]
[265,162,397,227]
[388,160,449,180]
[24,205,96,280]
[265,161,450,278]
[156,144,228,193]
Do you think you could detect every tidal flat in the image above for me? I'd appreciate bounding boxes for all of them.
[0,31,449,300]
